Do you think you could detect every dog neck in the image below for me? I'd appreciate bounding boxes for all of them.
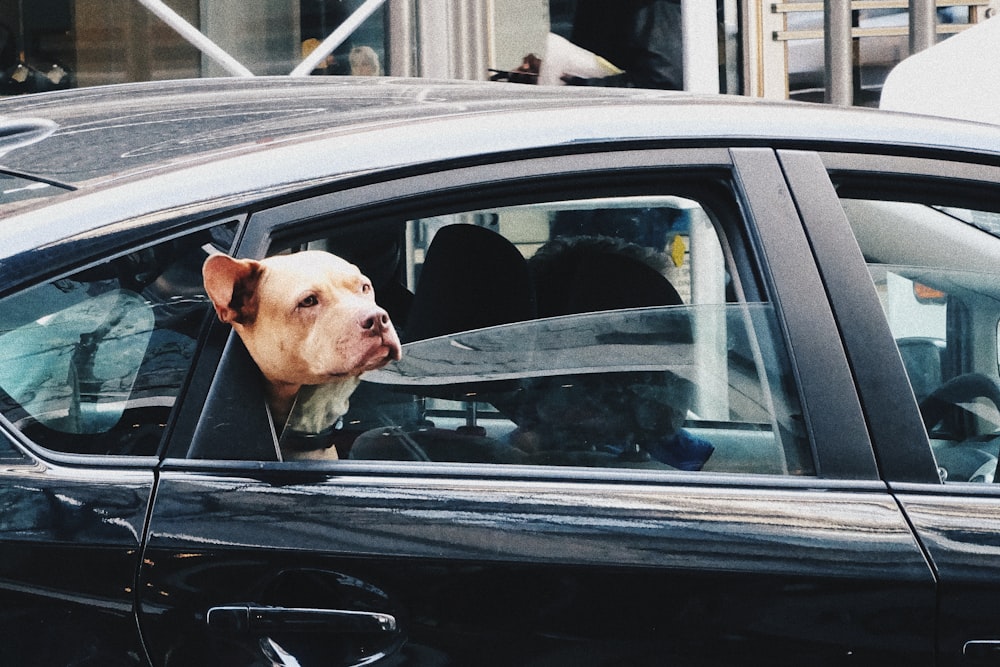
[263,380,301,428]
[276,378,362,461]
[284,378,361,434]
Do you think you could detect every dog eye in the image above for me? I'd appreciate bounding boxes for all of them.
[361,283,372,294]
[298,294,319,308]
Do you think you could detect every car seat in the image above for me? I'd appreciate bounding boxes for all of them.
[404,223,537,342]
[351,224,537,461]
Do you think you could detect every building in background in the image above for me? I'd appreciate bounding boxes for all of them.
[0,0,995,106]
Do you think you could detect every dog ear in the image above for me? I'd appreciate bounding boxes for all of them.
[202,254,264,325]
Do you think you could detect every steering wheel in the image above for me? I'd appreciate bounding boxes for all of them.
[919,372,1000,483]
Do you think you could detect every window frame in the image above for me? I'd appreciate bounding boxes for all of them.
[170,147,879,483]
[0,215,243,467]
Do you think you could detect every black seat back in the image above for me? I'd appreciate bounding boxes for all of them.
[404,224,536,342]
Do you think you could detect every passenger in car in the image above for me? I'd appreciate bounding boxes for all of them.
[351,233,713,470]
[506,371,713,471]
[528,234,681,318]
[518,235,713,469]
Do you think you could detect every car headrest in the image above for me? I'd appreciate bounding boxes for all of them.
[529,236,684,318]
[404,224,536,342]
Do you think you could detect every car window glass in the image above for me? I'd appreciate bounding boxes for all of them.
[840,197,1000,483]
[270,192,814,476]
[0,223,237,456]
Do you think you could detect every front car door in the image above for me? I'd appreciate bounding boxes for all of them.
[0,218,239,665]
[139,147,936,666]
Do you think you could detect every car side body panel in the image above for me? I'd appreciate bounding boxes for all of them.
[138,144,938,666]
[894,489,1000,666]
[0,439,152,665]
[803,154,1000,667]
[140,469,935,666]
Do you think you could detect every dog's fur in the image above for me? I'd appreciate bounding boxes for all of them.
[203,250,401,459]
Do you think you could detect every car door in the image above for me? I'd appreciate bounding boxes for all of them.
[0,218,239,665]
[791,148,1000,667]
[139,147,936,667]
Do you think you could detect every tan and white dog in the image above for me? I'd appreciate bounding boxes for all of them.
[203,250,402,459]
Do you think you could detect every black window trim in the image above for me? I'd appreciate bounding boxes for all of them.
[781,149,940,485]
[731,147,878,481]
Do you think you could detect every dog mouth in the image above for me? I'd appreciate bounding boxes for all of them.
[375,339,403,366]
[385,337,402,362]
[360,334,402,371]
[380,325,402,362]
[316,321,401,380]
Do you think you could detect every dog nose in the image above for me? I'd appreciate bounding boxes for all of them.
[361,308,391,333]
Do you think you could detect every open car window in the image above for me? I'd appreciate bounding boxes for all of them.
[357,304,807,473]
[264,190,815,476]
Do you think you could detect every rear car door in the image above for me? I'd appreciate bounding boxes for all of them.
[139,147,936,666]
[790,148,1000,667]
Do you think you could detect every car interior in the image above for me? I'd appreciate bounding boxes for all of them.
[253,192,814,475]
[841,196,1000,483]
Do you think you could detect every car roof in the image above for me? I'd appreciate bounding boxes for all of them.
[1,76,998,269]
[3,76,998,183]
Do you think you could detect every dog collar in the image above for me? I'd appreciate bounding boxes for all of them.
[280,418,343,453]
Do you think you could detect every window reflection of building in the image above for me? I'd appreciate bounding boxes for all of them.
[299,0,386,76]
[0,0,978,106]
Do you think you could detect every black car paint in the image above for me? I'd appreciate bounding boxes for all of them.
[140,469,934,666]
[0,443,152,665]
[898,489,1000,666]
[0,78,999,665]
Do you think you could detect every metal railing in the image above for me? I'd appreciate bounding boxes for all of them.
[129,0,993,107]
[135,0,254,77]
[772,1,991,40]
[772,1,991,104]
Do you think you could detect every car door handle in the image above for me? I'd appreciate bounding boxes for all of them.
[207,605,397,634]
[965,640,1000,664]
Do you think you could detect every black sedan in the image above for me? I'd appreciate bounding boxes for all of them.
[1,77,1000,666]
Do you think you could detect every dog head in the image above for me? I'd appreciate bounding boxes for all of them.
[203,251,402,391]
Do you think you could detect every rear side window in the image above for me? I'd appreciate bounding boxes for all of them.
[269,191,814,476]
[840,196,1000,483]
[0,223,236,456]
